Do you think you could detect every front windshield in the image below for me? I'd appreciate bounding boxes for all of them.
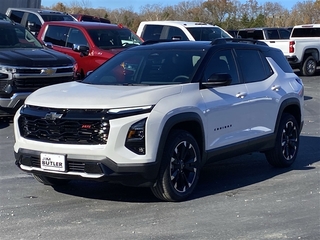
[188,27,232,40]
[0,25,43,48]
[83,48,205,85]
[88,28,143,49]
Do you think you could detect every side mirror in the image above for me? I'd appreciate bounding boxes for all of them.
[72,44,89,56]
[44,42,53,49]
[201,73,232,88]
[27,21,40,33]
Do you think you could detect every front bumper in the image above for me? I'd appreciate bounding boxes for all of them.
[0,92,30,116]
[15,148,160,187]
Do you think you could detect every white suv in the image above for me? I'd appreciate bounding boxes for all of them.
[136,21,232,41]
[14,39,304,201]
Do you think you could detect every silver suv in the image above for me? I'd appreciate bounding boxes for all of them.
[14,39,304,201]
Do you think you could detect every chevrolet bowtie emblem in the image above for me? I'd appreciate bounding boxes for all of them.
[44,112,63,120]
[40,68,56,75]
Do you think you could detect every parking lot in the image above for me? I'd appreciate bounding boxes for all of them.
[0,74,319,240]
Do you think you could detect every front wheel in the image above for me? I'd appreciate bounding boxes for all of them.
[300,56,317,76]
[33,174,70,186]
[151,130,201,202]
[265,113,300,168]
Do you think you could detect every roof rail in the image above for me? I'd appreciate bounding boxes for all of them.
[211,38,268,46]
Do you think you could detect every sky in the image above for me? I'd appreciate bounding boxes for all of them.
[41,0,298,12]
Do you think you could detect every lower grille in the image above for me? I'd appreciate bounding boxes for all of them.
[21,156,102,174]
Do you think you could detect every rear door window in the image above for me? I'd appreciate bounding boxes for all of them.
[235,49,273,83]
[44,25,69,47]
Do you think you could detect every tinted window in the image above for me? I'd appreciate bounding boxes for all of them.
[83,49,204,85]
[291,27,320,37]
[26,13,42,30]
[204,49,239,85]
[188,27,231,40]
[41,14,75,22]
[165,26,188,40]
[265,30,280,39]
[238,30,264,39]
[66,28,88,48]
[88,28,142,49]
[236,49,272,83]
[44,25,69,47]
[141,25,163,41]
[279,29,291,39]
[8,10,24,23]
[0,25,42,48]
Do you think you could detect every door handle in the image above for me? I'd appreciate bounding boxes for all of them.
[236,92,247,98]
[271,85,281,91]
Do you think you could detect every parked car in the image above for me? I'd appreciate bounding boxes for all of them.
[5,8,76,36]
[0,21,76,116]
[37,21,143,79]
[136,21,232,41]
[250,24,320,76]
[14,38,304,201]
[72,14,110,23]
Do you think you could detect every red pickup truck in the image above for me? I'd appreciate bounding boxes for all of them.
[37,21,143,79]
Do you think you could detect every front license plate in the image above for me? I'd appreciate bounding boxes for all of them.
[40,153,66,172]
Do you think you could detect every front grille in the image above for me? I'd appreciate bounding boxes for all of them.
[14,76,74,90]
[18,107,110,145]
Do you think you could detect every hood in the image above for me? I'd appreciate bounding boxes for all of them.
[0,48,75,67]
[25,81,182,109]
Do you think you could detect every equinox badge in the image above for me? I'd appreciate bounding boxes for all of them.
[44,112,63,120]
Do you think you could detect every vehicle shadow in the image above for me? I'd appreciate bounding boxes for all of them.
[0,117,13,129]
[53,135,320,202]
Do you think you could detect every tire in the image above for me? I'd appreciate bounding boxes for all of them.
[33,174,70,186]
[300,56,317,76]
[265,113,299,168]
[151,130,201,202]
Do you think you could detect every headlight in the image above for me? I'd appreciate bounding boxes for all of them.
[0,65,17,74]
[125,118,146,155]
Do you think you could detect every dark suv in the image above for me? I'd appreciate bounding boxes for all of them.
[14,39,304,201]
[5,8,76,36]
[0,21,75,116]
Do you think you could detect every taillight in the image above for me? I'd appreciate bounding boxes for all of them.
[289,41,295,53]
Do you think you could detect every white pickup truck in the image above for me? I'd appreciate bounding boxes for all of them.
[262,24,320,76]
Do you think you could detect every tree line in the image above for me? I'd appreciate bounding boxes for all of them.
[44,0,320,31]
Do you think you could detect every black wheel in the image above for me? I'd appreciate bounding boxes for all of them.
[33,174,70,186]
[301,56,316,76]
[151,130,200,201]
[265,113,300,168]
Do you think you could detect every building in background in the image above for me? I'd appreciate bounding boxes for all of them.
[0,0,41,14]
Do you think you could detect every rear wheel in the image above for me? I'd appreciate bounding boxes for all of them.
[151,130,200,202]
[300,56,316,76]
[265,113,299,168]
[33,174,70,186]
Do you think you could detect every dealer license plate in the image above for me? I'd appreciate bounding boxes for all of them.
[40,153,66,172]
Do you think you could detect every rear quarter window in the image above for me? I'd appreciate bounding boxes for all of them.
[264,49,293,73]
